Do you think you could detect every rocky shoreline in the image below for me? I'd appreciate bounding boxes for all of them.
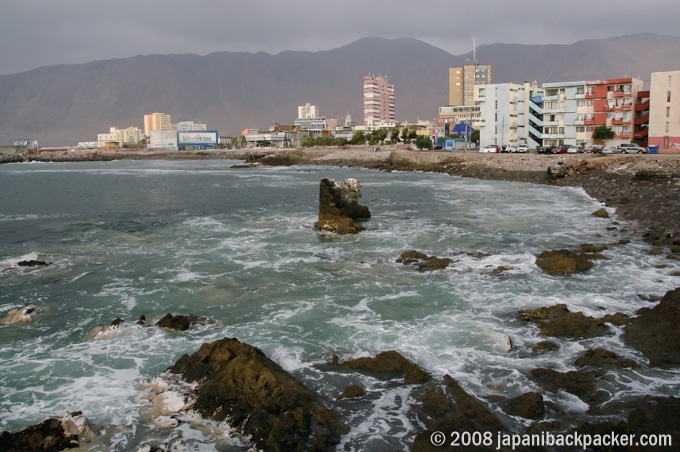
[3,146,680,451]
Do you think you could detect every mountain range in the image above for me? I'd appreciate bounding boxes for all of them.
[1,33,679,146]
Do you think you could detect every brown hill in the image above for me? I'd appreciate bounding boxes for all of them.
[0,34,678,146]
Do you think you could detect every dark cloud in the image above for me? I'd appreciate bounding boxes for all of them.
[1,0,678,74]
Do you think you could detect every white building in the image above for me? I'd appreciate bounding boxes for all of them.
[97,126,143,149]
[173,121,207,131]
[297,103,319,119]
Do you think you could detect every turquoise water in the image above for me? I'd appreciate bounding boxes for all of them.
[1,160,678,450]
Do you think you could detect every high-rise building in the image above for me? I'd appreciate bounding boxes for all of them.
[648,70,680,152]
[449,64,492,106]
[297,103,319,119]
[143,113,172,137]
[363,75,395,126]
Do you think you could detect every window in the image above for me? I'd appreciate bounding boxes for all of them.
[666,122,671,132]
[665,136,670,148]
[668,91,672,102]
[667,106,671,118]
[669,75,673,87]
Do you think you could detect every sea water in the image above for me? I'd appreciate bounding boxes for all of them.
[0,159,678,451]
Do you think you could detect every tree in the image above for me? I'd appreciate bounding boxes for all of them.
[592,125,616,144]
[470,129,480,145]
[415,135,433,150]
[349,131,366,145]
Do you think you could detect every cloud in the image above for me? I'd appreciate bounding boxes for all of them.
[1,0,678,74]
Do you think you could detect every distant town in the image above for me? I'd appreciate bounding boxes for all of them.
[5,63,680,156]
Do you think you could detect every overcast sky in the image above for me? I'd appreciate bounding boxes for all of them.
[1,0,679,75]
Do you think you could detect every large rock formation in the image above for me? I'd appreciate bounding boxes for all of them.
[0,411,91,451]
[315,178,370,234]
[623,287,680,367]
[165,337,345,451]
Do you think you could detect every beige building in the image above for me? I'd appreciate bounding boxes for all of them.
[648,70,680,152]
[143,112,172,137]
[97,127,143,149]
[449,64,492,106]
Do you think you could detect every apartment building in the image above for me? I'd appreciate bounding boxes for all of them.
[97,126,143,149]
[475,77,645,148]
[448,64,492,107]
[297,103,319,119]
[363,75,395,127]
[648,70,680,152]
[173,121,207,131]
[143,112,172,137]
[475,82,540,147]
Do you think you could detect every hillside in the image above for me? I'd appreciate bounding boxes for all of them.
[0,33,678,145]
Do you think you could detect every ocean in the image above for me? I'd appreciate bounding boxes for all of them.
[1,159,678,451]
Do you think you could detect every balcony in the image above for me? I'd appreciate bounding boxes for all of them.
[634,128,649,139]
[635,100,650,111]
[634,114,649,125]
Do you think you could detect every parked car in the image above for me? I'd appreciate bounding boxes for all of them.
[566,146,580,153]
[504,145,517,153]
[601,146,618,154]
[551,146,569,154]
[538,147,553,154]
[583,147,600,154]
[479,144,500,153]
[617,143,647,154]
[516,145,529,153]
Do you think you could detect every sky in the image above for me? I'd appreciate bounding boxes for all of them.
[1,0,679,75]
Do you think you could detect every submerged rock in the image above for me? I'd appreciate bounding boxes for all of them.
[3,305,40,323]
[17,259,49,267]
[535,249,594,275]
[166,337,345,451]
[519,304,611,338]
[315,178,370,234]
[623,287,680,367]
[396,250,453,272]
[0,411,91,451]
[505,392,545,420]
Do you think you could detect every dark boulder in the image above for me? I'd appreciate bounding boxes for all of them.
[519,304,611,338]
[411,375,506,451]
[17,259,49,267]
[591,208,610,218]
[315,178,370,234]
[168,337,345,451]
[156,313,213,331]
[396,250,453,272]
[539,312,611,338]
[535,249,593,275]
[0,412,90,452]
[505,392,545,420]
[529,368,602,404]
[337,350,430,385]
[336,384,365,401]
[573,347,638,369]
[623,287,680,367]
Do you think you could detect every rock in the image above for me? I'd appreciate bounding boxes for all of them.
[506,392,545,420]
[156,313,214,331]
[576,243,608,253]
[167,337,345,451]
[626,396,680,446]
[623,287,680,367]
[396,250,452,272]
[411,375,506,451]
[0,411,90,451]
[338,350,430,385]
[535,249,593,275]
[529,368,599,402]
[573,348,638,369]
[17,259,49,267]
[315,178,370,234]
[336,384,365,400]
[3,305,40,323]
[518,304,570,322]
[592,207,610,218]
[519,304,611,338]
[396,250,428,264]
[539,312,611,338]
[491,265,512,275]
[531,340,560,353]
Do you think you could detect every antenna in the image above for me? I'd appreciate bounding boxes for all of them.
[472,36,477,64]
